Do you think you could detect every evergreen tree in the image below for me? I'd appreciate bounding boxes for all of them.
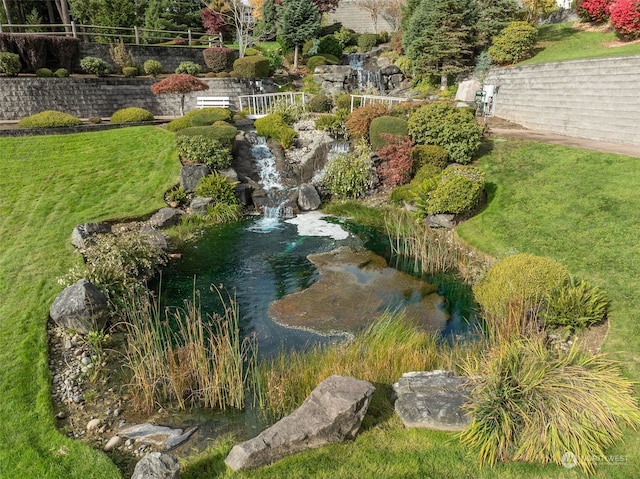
[278,0,320,69]
[475,0,522,49]
[403,0,478,89]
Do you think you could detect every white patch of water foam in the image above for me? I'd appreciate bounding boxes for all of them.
[285,211,350,240]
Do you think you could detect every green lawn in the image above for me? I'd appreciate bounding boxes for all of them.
[522,22,640,65]
[0,126,179,478]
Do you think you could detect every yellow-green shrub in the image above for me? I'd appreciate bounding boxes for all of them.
[254,114,297,149]
[18,110,82,128]
[110,107,154,124]
[233,56,270,78]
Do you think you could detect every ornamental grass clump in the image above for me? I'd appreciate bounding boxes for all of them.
[542,277,609,333]
[460,336,640,473]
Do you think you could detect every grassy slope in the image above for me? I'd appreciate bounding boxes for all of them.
[522,22,640,65]
[0,127,179,478]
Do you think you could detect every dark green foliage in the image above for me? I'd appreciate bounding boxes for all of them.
[322,148,374,199]
[36,68,53,77]
[308,93,333,112]
[54,68,69,78]
[194,173,238,205]
[0,34,79,73]
[278,0,320,67]
[408,102,483,164]
[110,107,154,124]
[411,144,449,173]
[476,0,523,48]
[80,56,111,76]
[254,114,297,149]
[203,47,235,73]
[358,33,379,52]
[122,66,138,77]
[314,110,349,139]
[175,135,232,169]
[175,61,201,75]
[18,110,82,128]
[402,0,477,86]
[317,35,343,58]
[390,163,446,204]
[143,59,163,76]
[369,116,409,149]
[302,39,317,58]
[166,108,232,132]
[0,52,21,76]
[177,124,238,148]
[334,27,358,48]
[232,56,271,78]
[489,21,539,65]
[543,278,609,331]
[335,93,355,110]
[418,166,485,215]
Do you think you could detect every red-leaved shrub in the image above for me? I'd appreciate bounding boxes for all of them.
[151,74,209,115]
[611,0,640,38]
[376,134,414,187]
[578,0,614,22]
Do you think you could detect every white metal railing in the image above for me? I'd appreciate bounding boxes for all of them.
[0,22,207,46]
[350,94,411,112]
[238,92,306,119]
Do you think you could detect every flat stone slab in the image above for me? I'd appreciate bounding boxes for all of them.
[119,423,197,451]
[225,375,375,471]
[393,370,472,431]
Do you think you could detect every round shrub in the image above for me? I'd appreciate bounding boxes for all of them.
[308,93,333,113]
[36,68,53,78]
[610,0,640,38]
[143,59,163,76]
[80,56,110,76]
[122,66,138,77]
[369,116,409,149]
[335,93,354,110]
[322,151,374,199]
[175,135,232,169]
[421,166,485,215]
[334,27,357,48]
[378,31,390,43]
[542,278,609,332]
[177,124,238,148]
[317,35,343,58]
[254,113,297,149]
[18,110,82,128]
[473,253,570,321]
[189,108,233,127]
[217,71,230,78]
[175,61,201,75]
[194,172,238,205]
[54,68,69,78]
[88,116,102,124]
[488,21,538,66]
[578,0,614,22]
[0,52,21,76]
[358,33,378,52]
[110,107,154,124]
[345,102,389,139]
[408,102,483,164]
[233,56,270,78]
[203,46,235,72]
[306,55,328,72]
[166,108,231,132]
[411,145,449,173]
[244,48,260,56]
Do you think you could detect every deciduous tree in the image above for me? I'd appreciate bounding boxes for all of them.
[151,74,209,116]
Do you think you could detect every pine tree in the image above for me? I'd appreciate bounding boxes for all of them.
[475,0,522,49]
[278,0,320,69]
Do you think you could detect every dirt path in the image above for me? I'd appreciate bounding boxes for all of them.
[486,118,640,158]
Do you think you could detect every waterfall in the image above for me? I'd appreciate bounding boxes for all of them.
[347,53,383,93]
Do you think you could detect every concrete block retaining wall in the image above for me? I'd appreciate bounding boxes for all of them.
[0,77,269,121]
[484,55,640,147]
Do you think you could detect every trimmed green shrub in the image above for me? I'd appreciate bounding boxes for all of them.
[18,110,82,128]
[80,56,110,76]
[175,61,201,75]
[0,52,22,77]
[175,135,232,169]
[143,59,162,76]
[122,66,138,77]
[166,108,232,132]
[390,163,443,205]
[308,93,333,113]
[461,337,640,474]
[233,56,270,78]
[473,253,570,323]
[36,68,53,78]
[369,116,409,149]
[543,278,609,332]
[411,144,449,172]
[244,48,260,56]
[216,71,230,78]
[176,124,238,148]
[419,166,485,215]
[110,107,154,124]
[54,68,69,78]
[489,21,538,66]
[254,113,297,149]
[306,55,327,72]
[335,93,355,110]
[345,102,389,139]
[408,102,483,164]
[317,35,343,58]
[358,33,378,52]
[203,47,235,72]
[322,147,374,199]
[194,172,238,205]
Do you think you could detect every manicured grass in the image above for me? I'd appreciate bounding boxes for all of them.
[0,127,179,478]
[522,22,640,65]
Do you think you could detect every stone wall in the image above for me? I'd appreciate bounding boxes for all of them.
[0,77,271,121]
[327,0,396,34]
[484,55,640,147]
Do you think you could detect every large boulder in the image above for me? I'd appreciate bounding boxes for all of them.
[139,225,169,251]
[180,164,210,192]
[225,375,375,471]
[297,183,321,211]
[189,197,215,216]
[455,79,482,103]
[49,279,109,334]
[131,452,180,479]
[148,208,184,229]
[70,222,111,250]
[393,370,472,431]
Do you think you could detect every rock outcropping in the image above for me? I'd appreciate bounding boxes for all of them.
[49,279,109,334]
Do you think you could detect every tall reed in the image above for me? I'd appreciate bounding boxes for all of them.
[123,286,259,413]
